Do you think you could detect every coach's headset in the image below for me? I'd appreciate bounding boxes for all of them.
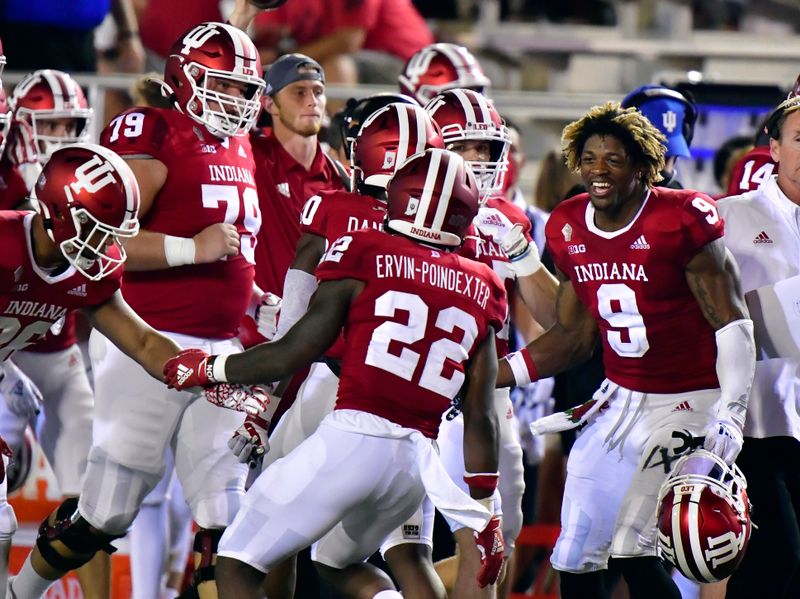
[763,95,800,140]
[621,85,698,149]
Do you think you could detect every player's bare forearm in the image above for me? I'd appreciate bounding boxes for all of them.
[122,230,172,270]
[516,267,558,330]
[290,233,326,275]
[497,276,598,387]
[224,278,358,384]
[686,239,749,330]
[462,330,499,496]
[87,292,182,380]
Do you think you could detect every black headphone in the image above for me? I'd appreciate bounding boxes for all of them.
[763,96,800,140]
[621,85,698,147]
[340,93,419,159]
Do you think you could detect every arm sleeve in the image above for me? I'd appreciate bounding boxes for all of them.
[274,268,319,340]
[714,318,756,428]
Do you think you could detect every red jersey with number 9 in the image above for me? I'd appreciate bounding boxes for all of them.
[100,107,260,339]
[546,187,723,394]
[0,212,120,362]
[316,229,507,438]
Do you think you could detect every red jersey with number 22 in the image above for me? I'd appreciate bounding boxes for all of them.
[546,187,723,394]
[0,213,120,362]
[100,107,259,339]
[317,229,507,438]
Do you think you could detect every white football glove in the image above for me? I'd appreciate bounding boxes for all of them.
[256,292,282,340]
[228,411,270,467]
[0,360,43,421]
[703,418,743,465]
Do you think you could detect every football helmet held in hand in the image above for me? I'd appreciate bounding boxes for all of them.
[656,449,752,583]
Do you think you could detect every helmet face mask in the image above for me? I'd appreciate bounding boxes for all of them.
[656,449,752,583]
[341,92,419,160]
[425,89,510,204]
[34,144,141,281]
[385,148,480,248]
[165,22,265,138]
[0,88,10,158]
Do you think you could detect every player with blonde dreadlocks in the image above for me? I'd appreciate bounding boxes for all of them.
[496,101,755,599]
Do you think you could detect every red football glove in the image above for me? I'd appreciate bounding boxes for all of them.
[204,383,269,416]
[0,436,13,484]
[163,349,217,390]
[475,515,505,588]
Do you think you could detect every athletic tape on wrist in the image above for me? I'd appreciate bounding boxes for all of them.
[506,348,538,387]
[164,235,196,267]
[212,355,229,383]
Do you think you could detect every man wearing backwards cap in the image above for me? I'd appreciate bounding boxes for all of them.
[250,53,346,306]
[622,84,697,188]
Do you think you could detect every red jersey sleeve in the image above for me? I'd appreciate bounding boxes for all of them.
[315,231,372,283]
[679,192,724,264]
[100,107,173,163]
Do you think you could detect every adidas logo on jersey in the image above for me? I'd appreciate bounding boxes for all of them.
[67,283,87,297]
[753,231,773,244]
[671,401,693,413]
[238,144,247,158]
[630,235,650,250]
[276,183,290,197]
[176,364,194,387]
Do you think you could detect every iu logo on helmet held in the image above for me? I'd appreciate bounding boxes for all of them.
[656,449,752,583]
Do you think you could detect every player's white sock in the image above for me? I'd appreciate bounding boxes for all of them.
[373,591,402,598]
[130,502,169,599]
[9,557,55,598]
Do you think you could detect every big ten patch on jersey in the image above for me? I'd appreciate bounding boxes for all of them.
[0,213,120,361]
[316,228,507,438]
[544,187,723,394]
[300,189,386,246]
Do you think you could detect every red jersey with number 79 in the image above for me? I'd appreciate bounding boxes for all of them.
[545,187,724,394]
[316,229,507,438]
[100,107,259,339]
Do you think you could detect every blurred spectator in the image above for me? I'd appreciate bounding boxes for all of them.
[0,0,142,72]
[137,0,223,72]
[322,108,349,167]
[713,134,753,194]
[252,0,434,85]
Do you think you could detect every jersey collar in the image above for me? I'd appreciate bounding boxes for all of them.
[584,189,652,239]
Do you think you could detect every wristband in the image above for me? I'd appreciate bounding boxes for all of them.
[164,235,196,267]
[212,354,229,383]
[464,471,500,493]
[506,348,539,387]
[508,245,542,277]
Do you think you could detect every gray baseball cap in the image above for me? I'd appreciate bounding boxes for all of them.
[263,53,325,97]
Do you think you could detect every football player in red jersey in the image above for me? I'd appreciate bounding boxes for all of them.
[164,149,508,599]
[229,101,443,599]
[1,143,190,598]
[12,22,267,599]
[0,66,117,598]
[498,102,756,599]
[420,87,557,599]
